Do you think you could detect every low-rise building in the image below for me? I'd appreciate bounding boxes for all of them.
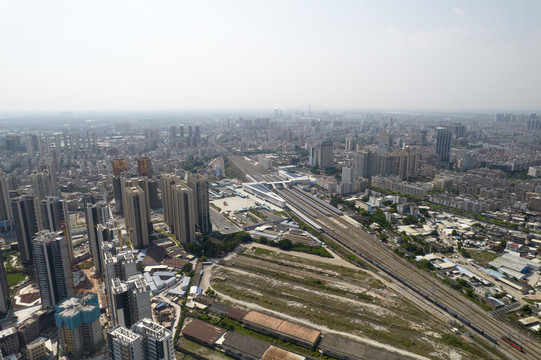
[26,338,48,360]
[0,328,19,356]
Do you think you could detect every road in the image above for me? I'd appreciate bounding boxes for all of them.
[156,295,182,336]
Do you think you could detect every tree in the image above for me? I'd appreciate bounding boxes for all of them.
[182,263,193,274]
[257,236,268,245]
[277,239,293,250]
[403,215,419,225]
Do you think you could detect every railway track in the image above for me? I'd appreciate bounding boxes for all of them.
[279,186,541,360]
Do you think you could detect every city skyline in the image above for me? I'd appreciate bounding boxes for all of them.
[1,0,540,112]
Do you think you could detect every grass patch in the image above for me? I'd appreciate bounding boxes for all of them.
[224,157,247,181]
[291,245,333,258]
[7,272,27,287]
[253,248,274,256]
[463,250,500,267]
[440,334,491,359]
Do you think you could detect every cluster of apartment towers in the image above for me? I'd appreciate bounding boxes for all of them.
[0,156,211,359]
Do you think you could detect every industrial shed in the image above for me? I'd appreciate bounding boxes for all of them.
[276,320,321,348]
[209,302,232,316]
[241,311,283,333]
[261,346,306,360]
[241,311,321,348]
[227,308,249,321]
[218,331,270,360]
[181,319,226,346]
[319,333,411,360]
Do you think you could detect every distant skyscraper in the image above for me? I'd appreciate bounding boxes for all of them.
[0,252,9,313]
[342,166,354,184]
[318,142,334,168]
[31,170,52,201]
[11,193,39,264]
[0,172,14,226]
[172,184,195,245]
[168,125,177,138]
[420,130,427,146]
[137,157,152,178]
[40,196,73,260]
[55,293,104,359]
[345,136,355,152]
[85,200,111,275]
[112,159,128,177]
[123,186,149,249]
[179,124,185,138]
[33,230,74,310]
[160,174,182,234]
[187,174,211,235]
[39,159,58,196]
[436,127,452,169]
[308,145,318,167]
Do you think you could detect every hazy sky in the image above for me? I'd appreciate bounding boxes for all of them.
[1,0,540,112]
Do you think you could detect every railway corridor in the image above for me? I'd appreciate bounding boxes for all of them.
[279,186,541,360]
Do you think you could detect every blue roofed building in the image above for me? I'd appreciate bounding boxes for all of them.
[55,293,104,358]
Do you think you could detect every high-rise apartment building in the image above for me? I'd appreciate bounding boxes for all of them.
[107,325,144,360]
[40,196,73,260]
[55,293,104,359]
[137,157,152,178]
[0,252,9,313]
[345,136,355,152]
[39,159,58,196]
[131,318,175,360]
[40,196,69,232]
[436,127,452,169]
[0,172,13,226]
[85,201,111,275]
[109,274,151,328]
[31,170,52,201]
[112,159,128,177]
[123,186,150,249]
[160,174,182,233]
[187,174,211,235]
[172,184,195,245]
[33,230,74,310]
[11,193,39,264]
[318,142,334,168]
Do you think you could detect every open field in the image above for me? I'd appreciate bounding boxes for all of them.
[209,247,495,359]
[463,250,501,267]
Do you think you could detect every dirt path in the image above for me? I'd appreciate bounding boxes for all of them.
[212,285,430,360]
[212,264,391,312]
[242,243,358,269]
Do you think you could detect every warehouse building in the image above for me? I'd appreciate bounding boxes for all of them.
[218,331,270,360]
[319,333,410,360]
[241,311,321,348]
[181,319,226,346]
[261,346,306,360]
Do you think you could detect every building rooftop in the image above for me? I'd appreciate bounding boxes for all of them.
[220,331,270,359]
[242,311,283,330]
[0,327,17,338]
[261,346,306,360]
[181,319,226,346]
[109,326,142,343]
[276,321,321,345]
